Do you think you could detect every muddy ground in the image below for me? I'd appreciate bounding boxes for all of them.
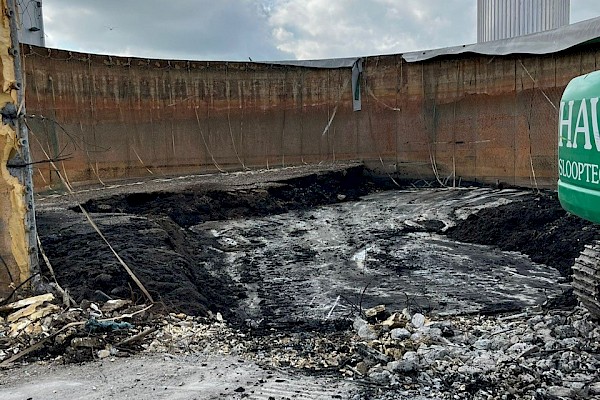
[34,165,595,325]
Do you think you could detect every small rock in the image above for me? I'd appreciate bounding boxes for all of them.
[381,313,406,329]
[473,339,492,350]
[506,342,532,355]
[418,345,449,364]
[392,351,419,372]
[97,349,111,359]
[573,319,594,337]
[369,370,392,385]
[458,353,496,375]
[411,313,426,328]
[71,337,102,348]
[589,381,600,395]
[336,194,347,201]
[355,361,369,375]
[357,325,378,341]
[353,317,368,331]
[553,325,577,339]
[519,373,535,384]
[390,328,411,340]
[544,386,575,398]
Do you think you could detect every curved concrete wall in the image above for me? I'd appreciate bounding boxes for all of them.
[21,43,600,190]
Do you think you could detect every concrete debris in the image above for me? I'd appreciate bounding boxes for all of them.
[2,292,600,399]
[381,312,406,329]
[364,305,386,319]
[0,293,152,367]
[132,304,600,398]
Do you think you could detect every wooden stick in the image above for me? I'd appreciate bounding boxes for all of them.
[115,327,158,347]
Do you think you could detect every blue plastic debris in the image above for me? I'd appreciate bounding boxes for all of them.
[85,318,133,333]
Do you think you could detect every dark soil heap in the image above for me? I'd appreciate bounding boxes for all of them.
[446,191,600,278]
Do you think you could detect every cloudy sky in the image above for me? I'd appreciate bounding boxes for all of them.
[37,0,600,61]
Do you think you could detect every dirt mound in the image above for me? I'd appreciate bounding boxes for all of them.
[38,213,245,318]
[74,166,389,227]
[446,191,600,278]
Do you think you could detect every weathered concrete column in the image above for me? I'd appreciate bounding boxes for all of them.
[0,0,35,299]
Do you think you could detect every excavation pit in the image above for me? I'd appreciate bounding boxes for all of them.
[4,164,600,399]
[35,165,594,333]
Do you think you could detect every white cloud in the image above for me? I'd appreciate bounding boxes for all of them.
[266,0,476,59]
[38,0,600,61]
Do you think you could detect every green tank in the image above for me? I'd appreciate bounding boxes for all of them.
[558,70,600,224]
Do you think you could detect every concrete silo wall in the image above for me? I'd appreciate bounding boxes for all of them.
[21,44,600,190]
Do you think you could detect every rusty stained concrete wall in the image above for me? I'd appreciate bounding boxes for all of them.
[20,44,600,190]
[0,0,30,299]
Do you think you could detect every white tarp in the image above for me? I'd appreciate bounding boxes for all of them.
[402,16,600,63]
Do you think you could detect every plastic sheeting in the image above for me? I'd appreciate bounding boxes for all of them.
[258,57,359,69]
[403,16,600,62]
[259,57,363,111]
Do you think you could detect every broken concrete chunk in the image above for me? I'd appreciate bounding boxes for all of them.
[381,312,406,329]
[101,299,132,313]
[364,305,385,318]
[71,336,103,348]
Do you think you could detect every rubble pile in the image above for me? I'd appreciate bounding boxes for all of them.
[143,304,600,399]
[3,292,600,399]
[344,305,600,399]
[146,312,356,370]
[0,294,155,367]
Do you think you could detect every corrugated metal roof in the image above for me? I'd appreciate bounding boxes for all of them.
[403,16,600,63]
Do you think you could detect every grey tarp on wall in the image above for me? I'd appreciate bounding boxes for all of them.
[403,16,600,63]
[259,57,364,111]
[258,57,359,69]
